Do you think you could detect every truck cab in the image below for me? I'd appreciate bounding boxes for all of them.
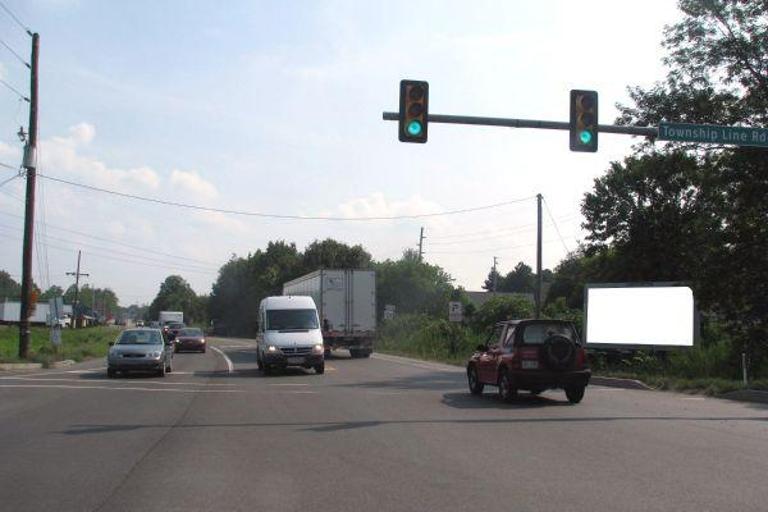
[256,296,325,375]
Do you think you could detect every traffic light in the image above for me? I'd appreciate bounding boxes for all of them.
[570,90,598,152]
[399,79,428,143]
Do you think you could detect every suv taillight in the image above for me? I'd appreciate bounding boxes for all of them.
[575,347,587,369]
[519,347,539,360]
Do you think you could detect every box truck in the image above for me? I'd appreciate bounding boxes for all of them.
[158,311,184,325]
[283,269,375,358]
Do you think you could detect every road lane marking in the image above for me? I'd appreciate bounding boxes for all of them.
[210,346,234,373]
[325,366,337,371]
[0,367,106,379]
[269,383,309,386]
[0,384,243,393]
[284,390,318,394]
[0,376,238,387]
[682,397,707,400]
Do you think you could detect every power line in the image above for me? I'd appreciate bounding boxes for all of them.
[0,38,29,67]
[427,216,578,245]
[0,209,222,266]
[543,198,571,254]
[0,0,32,36]
[0,77,29,101]
[426,237,571,255]
[0,173,18,188]
[0,161,20,170]
[38,173,536,221]
[0,223,220,273]
[427,214,578,240]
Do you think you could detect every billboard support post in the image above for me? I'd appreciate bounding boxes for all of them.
[742,352,748,387]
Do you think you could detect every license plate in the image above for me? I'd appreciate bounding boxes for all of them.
[522,360,539,369]
[287,357,304,364]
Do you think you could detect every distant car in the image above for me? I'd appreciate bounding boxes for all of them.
[107,328,173,378]
[466,319,591,404]
[135,320,145,327]
[174,327,206,353]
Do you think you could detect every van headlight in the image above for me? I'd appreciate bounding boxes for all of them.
[266,345,279,353]
[148,351,162,358]
[312,344,324,354]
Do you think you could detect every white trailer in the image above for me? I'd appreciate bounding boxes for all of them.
[159,311,184,325]
[283,269,376,357]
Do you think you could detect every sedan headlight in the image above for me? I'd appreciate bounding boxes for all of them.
[312,344,324,354]
[266,345,279,353]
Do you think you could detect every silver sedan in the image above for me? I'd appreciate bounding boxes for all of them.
[107,328,173,378]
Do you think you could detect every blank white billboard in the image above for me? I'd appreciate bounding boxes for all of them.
[585,285,695,347]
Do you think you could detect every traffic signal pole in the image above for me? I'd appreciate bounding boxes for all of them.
[382,111,658,138]
[18,33,39,359]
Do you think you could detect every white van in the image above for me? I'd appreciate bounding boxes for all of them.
[256,296,325,374]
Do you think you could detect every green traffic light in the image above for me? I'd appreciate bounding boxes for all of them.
[407,120,423,137]
[579,130,593,145]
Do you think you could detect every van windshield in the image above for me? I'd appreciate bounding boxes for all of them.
[266,309,319,331]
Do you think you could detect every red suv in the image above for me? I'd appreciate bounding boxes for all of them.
[466,319,591,404]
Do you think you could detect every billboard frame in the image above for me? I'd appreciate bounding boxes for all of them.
[583,282,700,351]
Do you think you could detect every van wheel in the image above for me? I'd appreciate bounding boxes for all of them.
[314,362,325,375]
[107,368,116,379]
[256,351,263,370]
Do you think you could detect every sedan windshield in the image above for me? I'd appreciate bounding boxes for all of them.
[179,328,202,337]
[116,330,163,345]
[266,309,318,331]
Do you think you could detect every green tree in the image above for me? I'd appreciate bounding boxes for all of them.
[301,239,372,271]
[149,275,204,324]
[470,295,534,333]
[39,285,64,301]
[375,249,454,319]
[0,271,21,300]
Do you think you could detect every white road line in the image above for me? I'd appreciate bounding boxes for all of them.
[284,390,318,394]
[371,353,463,372]
[682,397,707,400]
[269,383,309,387]
[0,376,238,387]
[210,345,234,373]
[0,384,243,393]
[0,367,106,379]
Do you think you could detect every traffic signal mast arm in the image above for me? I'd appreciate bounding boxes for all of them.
[383,111,658,138]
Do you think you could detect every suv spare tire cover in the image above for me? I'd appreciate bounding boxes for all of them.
[542,335,576,371]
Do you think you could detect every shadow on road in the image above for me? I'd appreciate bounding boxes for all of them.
[58,414,768,436]
[332,371,465,391]
[441,391,571,409]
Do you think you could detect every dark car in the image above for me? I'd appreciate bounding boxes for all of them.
[466,319,591,404]
[174,327,206,353]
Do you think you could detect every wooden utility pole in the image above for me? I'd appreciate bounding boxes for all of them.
[418,227,425,261]
[18,33,39,359]
[66,251,89,329]
[535,193,543,319]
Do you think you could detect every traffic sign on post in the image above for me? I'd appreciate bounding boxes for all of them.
[399,80,429,143]
[658,122,768,147]
[570,90,598,152]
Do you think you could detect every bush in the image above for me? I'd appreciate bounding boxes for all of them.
[377,314,482,365]
[471,296,533,333]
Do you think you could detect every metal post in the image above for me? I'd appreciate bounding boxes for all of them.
[492,256,498,294]
[742,351,748,387]
[536,193,543,319]
[18,33,39,359]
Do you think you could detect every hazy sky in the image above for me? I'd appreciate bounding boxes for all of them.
[0,0,682,305]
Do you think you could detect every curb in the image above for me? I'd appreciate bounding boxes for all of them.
[0,362,43,371]
[591,376,654,390]
[50,359,76,369]
[718,389,768,405]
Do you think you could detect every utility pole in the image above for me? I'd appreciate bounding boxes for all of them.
[66,250,89,329]
[18,33,40,359]
[418,227,425,261]
[492,256,498,294]
[536,193,543,319]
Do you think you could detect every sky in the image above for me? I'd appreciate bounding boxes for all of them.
[0,0,683,306]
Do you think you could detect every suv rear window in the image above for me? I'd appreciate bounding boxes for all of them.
[521,323,579,345]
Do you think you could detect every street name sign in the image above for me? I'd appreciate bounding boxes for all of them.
[658,122,768,148]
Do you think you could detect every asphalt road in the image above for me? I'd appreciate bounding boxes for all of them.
[0,337,766,512]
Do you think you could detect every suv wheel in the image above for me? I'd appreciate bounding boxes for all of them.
[498,370,517,403]
[107,368,116,379]
[467,365,484,395]
[565,385,585,404]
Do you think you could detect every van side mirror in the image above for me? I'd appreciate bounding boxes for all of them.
[108,341,114,346]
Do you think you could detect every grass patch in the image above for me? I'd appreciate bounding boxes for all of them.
[0,325,120,367]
